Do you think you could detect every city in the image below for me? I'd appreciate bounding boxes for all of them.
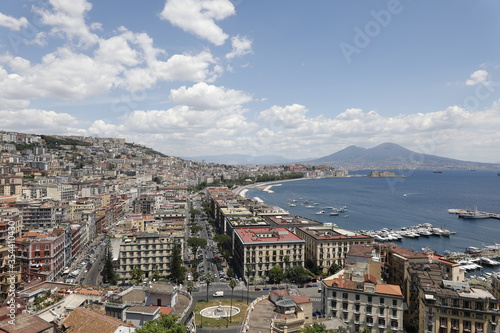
[0,131,499,333]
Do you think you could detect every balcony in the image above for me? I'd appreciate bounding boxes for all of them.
[378,325,386,329]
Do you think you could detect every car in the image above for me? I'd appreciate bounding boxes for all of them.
[305,284,312,288]
[263,287,270,290]
[312,311,321,317]
[254,287,261,291]
[271,287,279,290]
[312,284,318,287]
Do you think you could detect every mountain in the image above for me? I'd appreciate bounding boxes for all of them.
[308,143,500,169]
[183,154,303,165]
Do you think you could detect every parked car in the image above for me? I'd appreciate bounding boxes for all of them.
[263,287,270,290]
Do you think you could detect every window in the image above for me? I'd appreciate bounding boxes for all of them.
[367,306,372,313]
[380,297,385,304]
[343,293,348,299]
[331,301,337,308]
[368,295,372,303]
[392,299,397,306]
[355,294,360,301]
[332,291,337,297]
[379,307,385,315]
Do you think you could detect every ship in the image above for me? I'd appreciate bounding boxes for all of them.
[433,170,442,173]
[458,210,490,219]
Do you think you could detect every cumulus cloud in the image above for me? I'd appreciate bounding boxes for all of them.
[159,0,235,45]
[0,12,28,31]
[226,35,253,59]
[465,69,490,86]
[0,109,79,132]
[169,82,252,110]
[33,0,99,47]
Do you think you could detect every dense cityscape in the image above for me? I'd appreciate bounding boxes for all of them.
[0,131,499,333]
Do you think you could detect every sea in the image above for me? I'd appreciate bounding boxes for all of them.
[245,169,500,259]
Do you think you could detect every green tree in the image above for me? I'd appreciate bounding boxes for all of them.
[131,267,144,284]
[187,237,207,255]
[213,234,231,250]
[169,242,186,284]
[190,225,203,234]
[228,278,237,324]
[300,322,331,333]
[205,272,213,302]
[328,263,341,275]
[226,266,235,278]
[267,265,284,285]
[102,248,117,285]
[136,314,186,333]
[186,280,194,294]
[286,265,314,284]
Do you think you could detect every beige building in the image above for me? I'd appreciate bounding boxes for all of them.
[233,227,305,284]
[407,262,500,333]
[295,225,374,272]
[117,232,184,280]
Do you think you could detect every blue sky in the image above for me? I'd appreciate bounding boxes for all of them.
[1,0,500,163]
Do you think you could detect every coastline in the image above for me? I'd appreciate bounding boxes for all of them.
[233,177,315,198]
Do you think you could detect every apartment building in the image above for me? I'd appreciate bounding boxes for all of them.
[16,200,67,230]
[14,229,69,282]
[232,227,305,284]
[407,263,500,333]
[0,244,22,302]
[321,261,405,333]
[295,225,374,272]
[117,233,183,280]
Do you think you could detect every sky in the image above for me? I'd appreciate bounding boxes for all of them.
[1,0,500,163]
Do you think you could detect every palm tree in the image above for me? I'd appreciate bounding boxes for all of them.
[186,280,194,294]
[205,272,213,302]
[228,278,237,324]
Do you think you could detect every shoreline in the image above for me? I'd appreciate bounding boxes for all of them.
[233,177,316,198]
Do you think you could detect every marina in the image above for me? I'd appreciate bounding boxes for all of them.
[448,208,500,220]
[356,223,455,242]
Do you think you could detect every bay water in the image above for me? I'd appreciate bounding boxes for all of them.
[245,169,500,256]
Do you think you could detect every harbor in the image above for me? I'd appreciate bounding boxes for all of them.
[356,223,455,242]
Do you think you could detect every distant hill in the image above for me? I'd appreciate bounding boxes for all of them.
[308,142,500,169]
[183,154,303,165]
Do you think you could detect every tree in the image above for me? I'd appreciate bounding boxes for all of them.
[283,255,290,271]
[190,225,203,234]
[328,263,341,275]
[226,266,235,278]
[213,234,231,250]
[131,267,144,284]
[186,281,194,294]
[169,242,186,284]
[228,278,237,324]
[205,272,213,302]
[136,314,186,333]
[102,248,117,285]
[286,265,314,284]
[300,322,332,333]
[187,237,207,256]
[267,265,284,285]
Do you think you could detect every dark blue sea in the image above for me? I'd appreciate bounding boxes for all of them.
[245,169,500,256]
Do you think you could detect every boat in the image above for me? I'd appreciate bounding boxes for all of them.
[433,170,442,173]
[458,210,489,219]
[329,210,339,216]
[479,257,500,266]
[315,210,325,215]
[305,205,315,209]
[288,203,297,207]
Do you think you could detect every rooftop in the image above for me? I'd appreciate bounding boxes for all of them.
[235,227,304,244]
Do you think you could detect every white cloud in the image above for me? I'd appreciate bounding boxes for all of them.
[226,35,253,59]
[258,104,310,129]
[465,69,489,86]
[34,0,99,46]
[159,0,235,45]
[0,109,79,132]
[0,12,28,31]
[169,82,251,110]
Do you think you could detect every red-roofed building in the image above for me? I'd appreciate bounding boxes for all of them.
[321,262,404,333]
[295,225,374,272]
[233,227,305,284]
